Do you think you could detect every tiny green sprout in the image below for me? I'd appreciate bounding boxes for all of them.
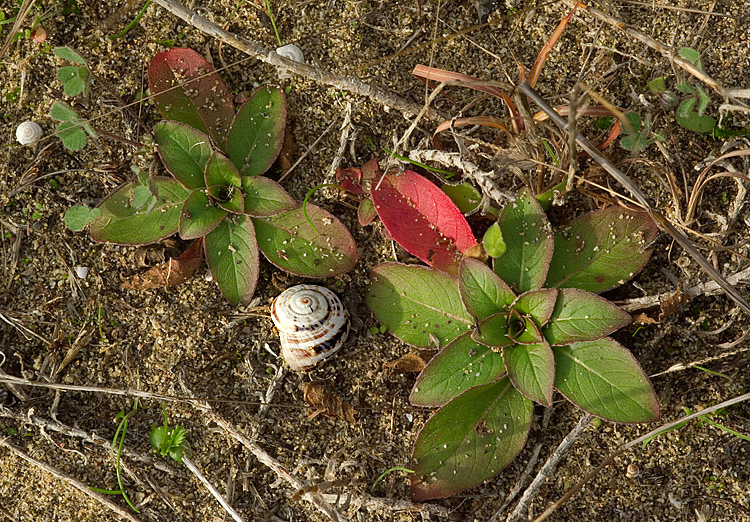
[482,222,505,258]
[369,326,379,335]
[150,405,189,463]
[370,467,414,494]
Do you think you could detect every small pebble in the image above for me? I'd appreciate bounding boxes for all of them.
[75,266,89,279]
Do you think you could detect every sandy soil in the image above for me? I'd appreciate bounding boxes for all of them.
[1,0,749,521]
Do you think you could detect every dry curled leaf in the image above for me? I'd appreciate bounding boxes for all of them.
[384,353,427,374]
[122,240,202,290]
[300,382,356,423]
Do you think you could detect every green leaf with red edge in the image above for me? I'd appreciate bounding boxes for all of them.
[503,341,555,406]
[545,207,658,293]
[154,121,212,190]
[253,203,358,278]
[493,189,554,292]
[366,263,473,348]
[507,312,545,345]
[554,339,660,423]
[410,377,533,502]
[214,186,244,214]
[511,288,558,328]
[227,86,286,176]
[372,170,478,277]
[240,176,296,216]
[357,198,377,226]
[148,48,235,150]
[90,178,189,245]
[204,215,260,305]
[205,151,241,188]
[458,258,515,322]
[542,288,631,346]
[471,312,513,348]
[179,189,227,240]
[411,331,506,407]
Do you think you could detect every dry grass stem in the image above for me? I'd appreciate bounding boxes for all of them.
[0,437,145,522]
[151,0,443,122]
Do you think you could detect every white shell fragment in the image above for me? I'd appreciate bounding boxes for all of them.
[16,121,43,146]
[74,266,89,279]
[270,284,349,372]
[275,44,304,79]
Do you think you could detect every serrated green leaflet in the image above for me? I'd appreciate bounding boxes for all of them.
[227,87,286,176]
[411,377,533,501]
[511,288,558,328]
[503,341,555,406]
[458,258,515,321]
[471,312,513,348]
[553,339,660,423]
[241,176,296,217]
[204,215,260,305]
[253,203,358,278]
[545,207,657,293]
[541,288,631,346]
[493,189,553,293]
[179,189,227,240]
[366,263,472,348]
[410,332,506,407]
[90,178,189,245]
[154,121,212,189]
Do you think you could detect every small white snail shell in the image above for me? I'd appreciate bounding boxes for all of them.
[275,44,304,80]
[270,284,349,372]
[16,121,43,146]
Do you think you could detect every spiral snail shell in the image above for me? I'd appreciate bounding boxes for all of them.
[270,284,350,372]
[16,121,43,146]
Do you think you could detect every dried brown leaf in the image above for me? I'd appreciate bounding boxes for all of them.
[383,353,427,374]
[300,382,356,423]
[122,240,202,290]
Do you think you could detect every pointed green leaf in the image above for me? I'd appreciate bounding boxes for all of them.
[205,151,241,188]
[482,222,506,258]
[179,190,227,240]
[508,313,545,345]
[471,312,513,348]
[366,263,473,348]
[493,189,554,293]
[241,176,296,216]
[411,331,506,407]
[554,339,660,423]
[542,288,631,346]
[545,207,658,293]
[458,258,515,321]
[411,378,533,501]
[253,203,358,278]
[215,186,245,214]
[154,121,212,189]
[512,288,558,328]
[204,215,260,305]
[90,178,189,244]
[503,341,555,406]
[227,86,286,176]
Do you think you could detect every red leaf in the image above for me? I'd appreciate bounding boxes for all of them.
[122,240,203,290]
[148,48,235,151]
[372,170,478,276]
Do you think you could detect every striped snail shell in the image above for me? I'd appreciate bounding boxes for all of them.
[270,284,350,372]
[16,121,43,146]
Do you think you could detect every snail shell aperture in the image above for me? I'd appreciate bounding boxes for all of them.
[271,284,350,372]
[16,121,43,146]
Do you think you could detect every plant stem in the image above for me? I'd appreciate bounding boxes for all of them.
[181,456,245,522]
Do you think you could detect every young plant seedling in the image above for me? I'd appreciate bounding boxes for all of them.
[150,406,245,522]
[66,48,357,305]
[365,187,660,501]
